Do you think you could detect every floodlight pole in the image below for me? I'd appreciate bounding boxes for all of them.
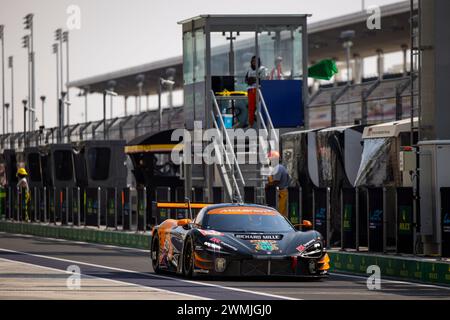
[1,25,5,135]
[8,56,14,133]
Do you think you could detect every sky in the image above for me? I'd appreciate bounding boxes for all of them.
[0,0,404,131]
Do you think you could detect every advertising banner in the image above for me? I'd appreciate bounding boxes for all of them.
[85,188,99,227]
[313,188,328,243]
[155,187,170,225]
[106,188,117,228]
[288,187,300,225]
[441,188,450,258]
[368,188,384,252]
[122,189,131,231]
[39,188,46,222]
[137,188,146,231]
[342,188,357,249]
[397,188,414,254]
[72,188,81,226]
[59,188,68,225]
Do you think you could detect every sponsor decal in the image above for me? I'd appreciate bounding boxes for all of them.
[210,237,221,244]
[296,245,305,253]
[250,240,279,252]
[194,269,209,274]
[199,229,224,236]
[235,234,282,241]
[203,241,222,250]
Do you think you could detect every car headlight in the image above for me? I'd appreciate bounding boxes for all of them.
[298,241,323,258]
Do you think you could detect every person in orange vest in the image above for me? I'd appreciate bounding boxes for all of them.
[266,151,290,218]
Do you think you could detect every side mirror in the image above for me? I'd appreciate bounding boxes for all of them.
[294,220,313,231]
[177,219,192,229]
[302,220,313,228]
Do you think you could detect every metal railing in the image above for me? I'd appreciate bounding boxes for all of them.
[210,90,245,203]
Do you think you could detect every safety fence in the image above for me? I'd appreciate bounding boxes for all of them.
[0,185,448,258]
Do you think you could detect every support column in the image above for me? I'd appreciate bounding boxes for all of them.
[353,53,364,84]
[376,49,384,80]
[401,44,409,77]
[124,96,128,116]
[419,0,450,256]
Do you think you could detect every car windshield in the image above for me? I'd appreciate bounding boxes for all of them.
[203,207,294,233]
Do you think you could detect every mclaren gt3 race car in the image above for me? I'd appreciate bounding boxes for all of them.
[151,203,330,278]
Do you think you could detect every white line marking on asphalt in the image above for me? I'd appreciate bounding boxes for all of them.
[0,232,150,253]
[2,233,449,293]
[330,272,450,291]
[0,256,206,300]
[0,247,298,300]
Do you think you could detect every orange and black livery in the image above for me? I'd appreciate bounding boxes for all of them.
[151,203,330,278]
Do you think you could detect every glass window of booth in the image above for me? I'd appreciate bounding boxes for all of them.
[53,150,73,181]
[88,148,111,181]
[257,26,303,81]
[28,153,42,183]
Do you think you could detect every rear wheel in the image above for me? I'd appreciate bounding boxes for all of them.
[151,236,161,274]
[183,237,194,278]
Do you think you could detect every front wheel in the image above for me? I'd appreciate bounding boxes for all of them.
[151,236,161,274]
[183,237,194,278]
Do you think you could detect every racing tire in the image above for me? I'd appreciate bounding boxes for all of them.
[183,237,194,278]
[151,236,161,274]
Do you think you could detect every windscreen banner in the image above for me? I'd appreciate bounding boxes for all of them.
[355,138,399,188]
[315,131,347,245]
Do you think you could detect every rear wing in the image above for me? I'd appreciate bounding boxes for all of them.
[156,202,212,210]
[152,201,213,223]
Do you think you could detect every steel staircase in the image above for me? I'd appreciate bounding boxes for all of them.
[210,90,279,204]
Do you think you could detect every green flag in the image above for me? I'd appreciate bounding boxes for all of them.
[308,59,339,80]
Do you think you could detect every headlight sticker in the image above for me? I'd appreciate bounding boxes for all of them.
[209,237,238,251]
[203,241,222,250]
[220,241,238,252]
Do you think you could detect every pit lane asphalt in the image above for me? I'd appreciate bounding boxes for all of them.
[0,232,448,300]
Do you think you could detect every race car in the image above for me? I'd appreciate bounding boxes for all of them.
[150,203,330,278]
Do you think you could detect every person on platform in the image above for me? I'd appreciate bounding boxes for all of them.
[245,56,268,127]
[269,56,286,80]
[266,151,290,218]
[16,168,30,221]
[245,56,268,87]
